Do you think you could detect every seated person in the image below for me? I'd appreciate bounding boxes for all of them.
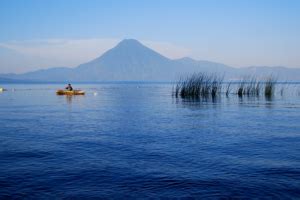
[65,83,73,91]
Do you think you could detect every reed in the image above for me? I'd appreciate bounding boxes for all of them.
[174,73,278,99]
[225,82,232,97]
[237,76,263,96]
[279,81,288,96]
[255,81,261,96]
[237,77,247,96]
[174,73,223,99]
[264,76,276,97]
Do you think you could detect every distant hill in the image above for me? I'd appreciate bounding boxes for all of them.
[0,39,300,81]
[0,46,39,74]
[0,77,26,83]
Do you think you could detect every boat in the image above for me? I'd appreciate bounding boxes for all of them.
[56,90,85,95]
[0,88,5,92]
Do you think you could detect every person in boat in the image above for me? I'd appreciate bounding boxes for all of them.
[65,83,73,91]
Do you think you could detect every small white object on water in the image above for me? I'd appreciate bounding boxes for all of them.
[93,92,98,96]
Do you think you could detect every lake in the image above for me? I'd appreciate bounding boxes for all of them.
[0,83,300,199]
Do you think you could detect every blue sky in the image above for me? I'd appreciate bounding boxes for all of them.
[0,0,300,73]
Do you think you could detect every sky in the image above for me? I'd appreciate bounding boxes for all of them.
[0,0,300,73]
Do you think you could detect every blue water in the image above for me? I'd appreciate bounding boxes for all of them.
[0,83,300,199]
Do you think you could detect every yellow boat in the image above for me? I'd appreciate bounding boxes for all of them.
[56,90,85,95]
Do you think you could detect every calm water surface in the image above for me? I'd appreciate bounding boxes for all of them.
[0,83,300,199]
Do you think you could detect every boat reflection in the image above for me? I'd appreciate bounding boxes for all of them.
[66,95,73,104]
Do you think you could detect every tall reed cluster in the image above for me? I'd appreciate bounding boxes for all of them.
[174,73,223,98]
[236,77,261,97]
[174,74,277,99]
[235,76,276,97]
[264,77,276,97]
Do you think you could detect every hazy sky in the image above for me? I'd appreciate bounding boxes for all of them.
[0,0,300,73]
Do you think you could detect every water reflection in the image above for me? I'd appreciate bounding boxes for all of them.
[173,96,221,109]
[173,93,279,110]
[66,95,73,104]
[265,95,274,102]
[238,95,261,103]
[56,94,86,106]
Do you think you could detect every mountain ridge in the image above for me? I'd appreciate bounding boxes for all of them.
[0,39,299,81]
